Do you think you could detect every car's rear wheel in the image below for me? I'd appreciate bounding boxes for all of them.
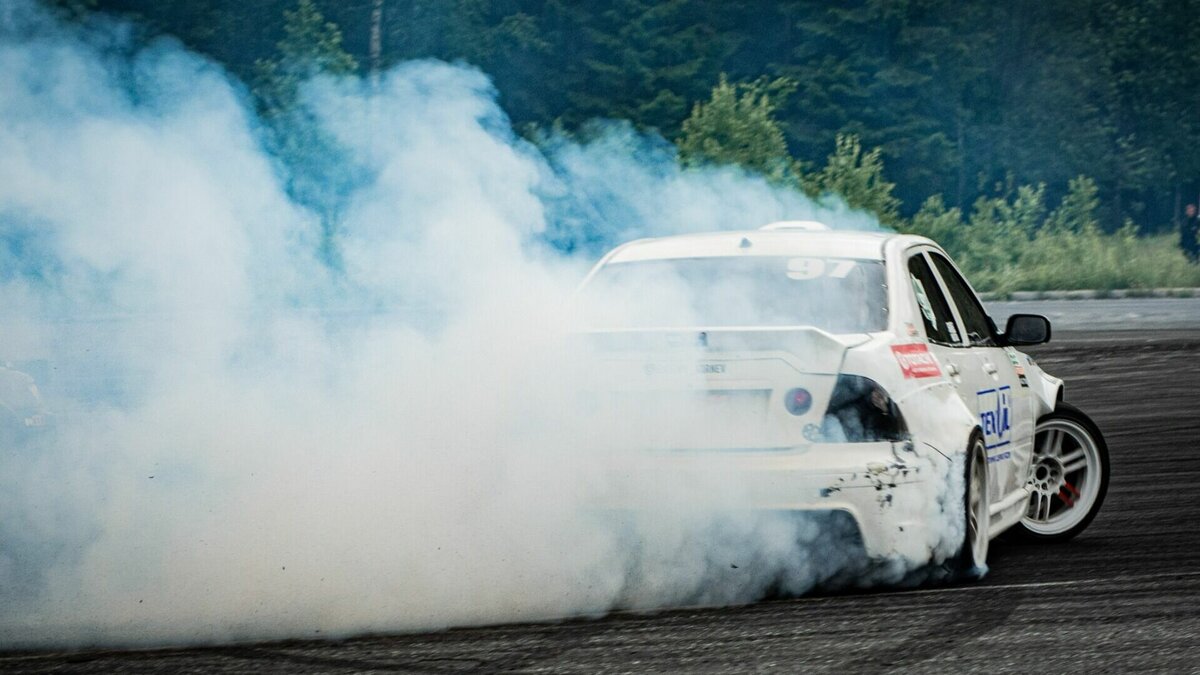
[1012,402,1109,542]
[952,434,989,577]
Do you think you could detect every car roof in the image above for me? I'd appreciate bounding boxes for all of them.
[604,228,927,264]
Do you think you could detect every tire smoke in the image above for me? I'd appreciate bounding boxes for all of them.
[0,2,966,649]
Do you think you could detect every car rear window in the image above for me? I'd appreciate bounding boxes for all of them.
[579,256,887,333]
[907,254,961,346]
[930,252,996,346]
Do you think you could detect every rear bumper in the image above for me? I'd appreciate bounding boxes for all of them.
[618,441,942,561]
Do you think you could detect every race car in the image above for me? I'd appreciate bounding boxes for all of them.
[574,221,1108,573]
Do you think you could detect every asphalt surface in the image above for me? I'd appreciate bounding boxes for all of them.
[4,324,1200,673]
[988,296,1200,331]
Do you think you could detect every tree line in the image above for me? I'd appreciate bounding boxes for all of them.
[58,0,1200,236]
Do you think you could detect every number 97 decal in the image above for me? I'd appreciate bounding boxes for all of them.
[787,257,857,280]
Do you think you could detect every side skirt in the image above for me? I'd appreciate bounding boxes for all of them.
[987,485,1032,539]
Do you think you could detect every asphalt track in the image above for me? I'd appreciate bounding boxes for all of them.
[4,311,1200,672]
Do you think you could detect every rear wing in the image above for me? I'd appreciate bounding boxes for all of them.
[574,326,866,375]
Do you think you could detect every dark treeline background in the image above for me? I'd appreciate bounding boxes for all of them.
[62,0,1200,233]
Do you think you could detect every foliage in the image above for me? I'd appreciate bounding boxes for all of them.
[677,75,797,184]
[77,0,1200,232]
[59,0,1200,289]
[253,0,358,114]
[42,0,97,20]
[906,195,964,252]
[251,0,362,268]
[906,177,1200,293]
[562,0,733,135]
[1044,176,1099,234]
[805,134,901,226]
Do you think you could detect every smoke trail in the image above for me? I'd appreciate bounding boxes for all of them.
[0,2,966,649]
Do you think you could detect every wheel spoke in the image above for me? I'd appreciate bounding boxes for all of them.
[1035,430,1053,459]
[1028,490,1052,521]
[1064,456,1089,474]
[1049,430,1065,457]
[1060,447,1086,466]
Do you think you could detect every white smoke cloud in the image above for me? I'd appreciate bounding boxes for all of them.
[0,1,966,649]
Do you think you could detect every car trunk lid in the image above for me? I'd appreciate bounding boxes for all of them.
[577,327,867,450]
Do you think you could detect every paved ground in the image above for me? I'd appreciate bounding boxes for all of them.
[3,324,1199,673]
[987,296,1200,331]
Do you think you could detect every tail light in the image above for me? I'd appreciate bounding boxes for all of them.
[820,375,908,442]
[784,388,813,415]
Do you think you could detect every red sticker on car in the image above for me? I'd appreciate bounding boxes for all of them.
[892,344,941,378]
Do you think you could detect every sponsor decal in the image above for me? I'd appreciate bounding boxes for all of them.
[910,276,937,324]
[1004,346,1030,387]
[987,450,1012,463]
[946,321,960,343]
[644,362,728,376]
[892,343,941,378]
[905,322,919,337]
[978,386,1013,450]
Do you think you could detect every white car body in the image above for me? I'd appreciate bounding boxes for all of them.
[575,222,1062,562]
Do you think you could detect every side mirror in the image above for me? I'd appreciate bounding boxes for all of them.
[1004,314,1051,346]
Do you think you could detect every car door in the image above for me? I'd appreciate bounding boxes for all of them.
[902,251,999,498]
[927,251,1034,503]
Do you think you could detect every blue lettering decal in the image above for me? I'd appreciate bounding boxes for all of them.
[976,386,1013,450]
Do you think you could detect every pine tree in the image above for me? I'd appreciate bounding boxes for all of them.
[768,0,954,213]
[561,0,732,135]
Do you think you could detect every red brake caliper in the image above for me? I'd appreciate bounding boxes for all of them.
[1057,481,1081,507]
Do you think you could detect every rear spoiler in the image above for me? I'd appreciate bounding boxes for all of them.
[574,326,866,375]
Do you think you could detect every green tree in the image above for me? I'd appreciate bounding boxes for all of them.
[251,0,360,267]
[253,0,358,114]
[1084,0,1200,229]
[677,75,797,184]
[80,0,1200,239]
[43,0,98,20]
[1044,176,1100,234]
[767,0,963,213]
[807,134,901,225]
[562,0,733,135]
[905,195,965,253]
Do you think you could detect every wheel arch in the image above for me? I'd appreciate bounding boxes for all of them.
[895,381,979,460]
[1030,369,1064,418]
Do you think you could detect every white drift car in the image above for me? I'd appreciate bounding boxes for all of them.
[576,222,1108,573]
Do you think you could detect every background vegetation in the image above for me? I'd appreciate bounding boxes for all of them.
[49,0,1200,292]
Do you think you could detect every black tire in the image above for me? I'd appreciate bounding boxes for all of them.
[950,432,989,578]
[1011,401,1109,542]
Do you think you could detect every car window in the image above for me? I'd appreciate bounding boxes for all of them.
[906,253,962,346]
[579,256,888,333]
[929,252,996,347]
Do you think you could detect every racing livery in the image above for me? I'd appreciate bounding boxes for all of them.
[576,221,1109,572]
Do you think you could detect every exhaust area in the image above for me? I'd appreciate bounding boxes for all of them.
[0,2,967,649]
